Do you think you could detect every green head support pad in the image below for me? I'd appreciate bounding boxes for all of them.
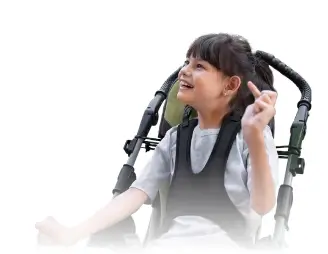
[159,80,197,138]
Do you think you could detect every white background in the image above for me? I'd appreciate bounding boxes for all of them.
[0,0,326,252]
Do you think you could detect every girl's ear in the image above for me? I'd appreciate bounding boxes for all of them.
[224,76,241,96]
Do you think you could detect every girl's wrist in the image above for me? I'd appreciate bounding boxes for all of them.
[68,226,85,244]
[243,127,264,147]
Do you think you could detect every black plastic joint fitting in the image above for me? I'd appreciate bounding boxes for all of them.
[297,100,312,111]
[274,184,293,221]
[112,164,136,195]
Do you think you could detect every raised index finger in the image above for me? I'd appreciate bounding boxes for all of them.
[247,81,261,98]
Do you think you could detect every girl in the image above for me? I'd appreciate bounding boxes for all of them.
[35,33,279,251]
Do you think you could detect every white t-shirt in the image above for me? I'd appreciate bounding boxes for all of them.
[130,123,279,249]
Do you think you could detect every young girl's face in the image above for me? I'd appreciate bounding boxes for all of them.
[177,56,228,111]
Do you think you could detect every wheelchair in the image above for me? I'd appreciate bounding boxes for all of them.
[63,51,314,251]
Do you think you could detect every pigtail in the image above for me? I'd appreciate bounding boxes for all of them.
[252,53,275,92]
[251,51,276,136]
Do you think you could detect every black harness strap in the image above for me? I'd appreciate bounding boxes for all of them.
[160,112,249,243]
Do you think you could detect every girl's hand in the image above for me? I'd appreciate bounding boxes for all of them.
[242,81,277,141]
[35,216,79,246]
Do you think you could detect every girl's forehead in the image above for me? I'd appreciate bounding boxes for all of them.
[188,56,206,62]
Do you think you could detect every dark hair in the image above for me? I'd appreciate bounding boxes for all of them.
[186,33,275,116]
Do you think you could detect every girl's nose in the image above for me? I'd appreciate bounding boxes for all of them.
[179,64,191,78]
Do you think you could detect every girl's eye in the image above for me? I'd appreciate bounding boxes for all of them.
[184,60,190,66]
[196,63,204,69]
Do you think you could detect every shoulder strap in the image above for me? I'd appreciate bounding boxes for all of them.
[176,112,242,175]
[209,112,242,170]
[176,117,198,170]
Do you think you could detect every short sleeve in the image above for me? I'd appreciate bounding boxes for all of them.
[242,125,279,194]
[130,127,176,204]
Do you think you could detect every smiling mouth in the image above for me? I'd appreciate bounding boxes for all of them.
[179,80,194,89]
